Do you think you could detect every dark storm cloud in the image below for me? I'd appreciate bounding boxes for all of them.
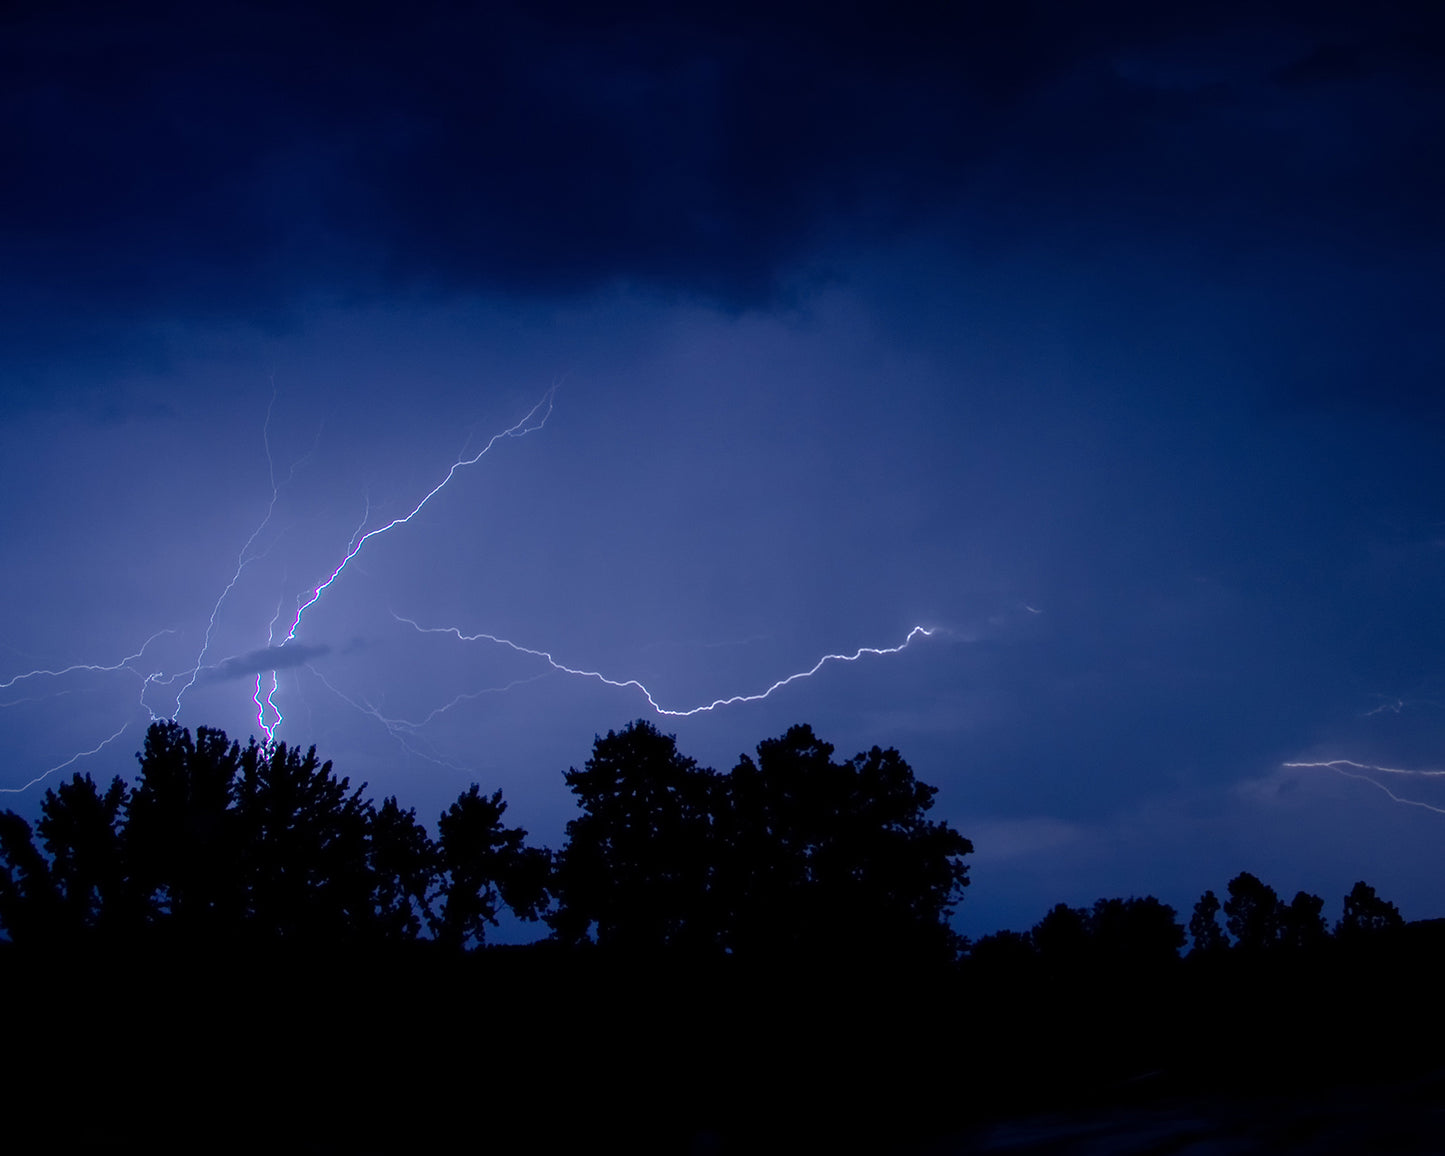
[209,643,330,682]
[3,0,1440,336]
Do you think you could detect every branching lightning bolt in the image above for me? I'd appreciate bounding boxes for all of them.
[277,389,556,648]
[0,629,174,691]
[306,663,549,774]
[5,380,939,791]
[252,388,558,745]
[173,385,301,719]
[1283,759,1445,816]
[393,612,936,717]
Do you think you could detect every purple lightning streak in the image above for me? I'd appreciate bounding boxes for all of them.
[305,663,548,774]
[174,386,291,719]
[393,612,936,717]
[0,719,136,795]
[254,598,289,743]
[275,388,557,650]
[0,629,175,692]
[246,388,556,745]
[1283,759,1445,816]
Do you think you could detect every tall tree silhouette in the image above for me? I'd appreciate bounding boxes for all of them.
[233,738,373,941]
[35,772,130,935]
[0,809,61,943]
[433,785,550,950]
[1223,872,1282,953]
[1278,890,1329,953]
[370,796,437,942]
[125,722,247,934]
[1189,889,1228,956]
[548,720,719,951]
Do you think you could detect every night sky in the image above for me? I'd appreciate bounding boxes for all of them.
[3,0,1443,941]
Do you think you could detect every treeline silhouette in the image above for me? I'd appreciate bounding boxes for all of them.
[0,718,970,960]
[2,720,1442,1153]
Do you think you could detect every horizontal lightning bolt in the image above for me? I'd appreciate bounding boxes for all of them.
[0,629,174,690]
[1283,759,1445,778]
[1283,760,1445,816]
[393,612,935,717]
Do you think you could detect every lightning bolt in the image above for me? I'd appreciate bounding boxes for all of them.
[4,381,938,792]
[1283,759,1445,816]
[0,720,135,795]
[276,389,556,648]
[173,385,294,719]
[0,629,175,691]
[253,387,558,744]
[306,663,549,774]
[393,612,936,717]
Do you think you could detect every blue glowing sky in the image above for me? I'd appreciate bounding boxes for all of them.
[3,0,1443,939]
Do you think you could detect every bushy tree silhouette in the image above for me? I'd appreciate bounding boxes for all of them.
[549,720,972,963]
[548,720,720,951]
[433,785,550,950]
[1278,889,1329,953]
[1089,896,1185,968]
[1031,902,1092,969]
[125,723,248,934]
[1027,896,1183,973]
[723,726,973,962]
[0,722,541,949]
[1337,880,1403,939]
[234,737,374,942]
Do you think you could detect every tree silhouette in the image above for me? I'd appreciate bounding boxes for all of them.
[1189,889,1228,956]
[1029,896,1183,972]
[125,722,247,935]
[0,809,61,943]
[433,785,550,950]
[0,722,543,950]
[1223,872,1282,953]
[723,724,974,961]
[1337,880,1403,939]
[548,720,720,951]
[1089,896,1185,969]
[369,796,437,942]
[35,771,130,935]
[1278,889,1329,953]
[234,737,374,942]
[1031,902,1092,969]
[550,720,972,963]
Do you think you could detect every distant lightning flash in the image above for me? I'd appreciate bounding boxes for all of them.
[1283,759,1445,816]
[393,612,936,717]
[254,389,557,744]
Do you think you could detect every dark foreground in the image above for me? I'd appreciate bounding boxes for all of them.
[5,934,1444,1153]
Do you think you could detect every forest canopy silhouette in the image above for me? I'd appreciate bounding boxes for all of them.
[3,719,1440,1153]
[0,718,974,960]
